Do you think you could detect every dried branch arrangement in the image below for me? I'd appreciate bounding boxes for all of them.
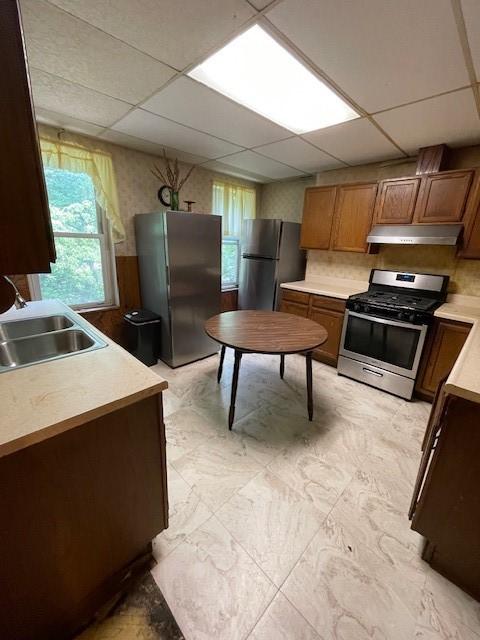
[151,148,195,192]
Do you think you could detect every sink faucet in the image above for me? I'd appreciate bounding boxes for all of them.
[3,276,27,309]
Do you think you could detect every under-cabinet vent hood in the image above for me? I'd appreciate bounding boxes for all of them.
[367,224,463,246]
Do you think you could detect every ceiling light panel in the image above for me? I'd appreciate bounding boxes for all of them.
[188,24,359,134]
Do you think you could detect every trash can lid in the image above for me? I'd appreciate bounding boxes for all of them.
[124,309,161,324]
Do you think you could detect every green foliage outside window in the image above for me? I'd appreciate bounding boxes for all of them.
[39,168,106,306]
[222,240,239,288]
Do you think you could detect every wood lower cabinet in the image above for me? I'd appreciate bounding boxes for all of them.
[414,170,474,223]
[0,0,55,275]
[330,183,377,252]
[410,391,480,601]
[280,290,345,366]
[374,177,421,224]
[416,318,471,401]
[300,186,337,249]
[0,394,168,640]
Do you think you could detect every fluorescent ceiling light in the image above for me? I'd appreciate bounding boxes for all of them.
[188,24,359,134]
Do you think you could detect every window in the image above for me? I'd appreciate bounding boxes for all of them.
[212,181,256,290]
[29,167,118,310]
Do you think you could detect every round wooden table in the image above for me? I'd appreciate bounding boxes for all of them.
[205,310,328,429]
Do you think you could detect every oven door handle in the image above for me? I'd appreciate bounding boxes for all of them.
[346,310,425,331]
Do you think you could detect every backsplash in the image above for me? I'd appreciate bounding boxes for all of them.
[306,246,480,296]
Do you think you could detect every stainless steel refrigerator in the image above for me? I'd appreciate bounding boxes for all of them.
[135,211,221,368]
[238,219,306,310]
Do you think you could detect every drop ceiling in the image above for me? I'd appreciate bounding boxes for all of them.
[21,0,480,183]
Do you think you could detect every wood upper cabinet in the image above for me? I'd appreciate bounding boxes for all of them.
[300,186,337,249]
[330,183,377,252]
[413,170,474,224]
[374,177,421,224]
[416,318,471,399]
[0,0,54,275]
[458,170,480,259]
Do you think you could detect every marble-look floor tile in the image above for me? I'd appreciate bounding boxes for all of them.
[153,466,212,561]
[267,436,355,514]
[165,406,225,462]
[414,590,480,639]
[171,436,263,512]
[249,592,320,640]
[282,537,421,640]
[217,470,324,587]
[151,516,276,640]
[424,569,480,636]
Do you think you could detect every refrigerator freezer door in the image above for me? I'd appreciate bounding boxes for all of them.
[166,212,221,367]
[242,219,282,259]
[238,257,277,310]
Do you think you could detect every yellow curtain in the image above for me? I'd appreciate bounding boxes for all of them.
[212,180,256,237]
[39,136,125,242]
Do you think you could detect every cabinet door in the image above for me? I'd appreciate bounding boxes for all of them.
[309,307,344,366]
[279,299,309,318]
[374,178,420,224]
[458,171,480,259]
[331,183,377,252]
[416,319,470,397]
[300,186,337,249]
[414,170,474,223]
[0,0,55,274]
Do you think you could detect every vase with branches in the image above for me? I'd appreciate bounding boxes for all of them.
[151,148,195,211]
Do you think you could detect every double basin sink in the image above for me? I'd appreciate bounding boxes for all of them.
[0,312,107,372]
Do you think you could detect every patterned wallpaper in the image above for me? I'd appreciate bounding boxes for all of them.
[38,124,259,256]
[259,177,315,222]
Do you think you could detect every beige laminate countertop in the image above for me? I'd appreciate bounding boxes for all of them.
[282,278,480,405]
[281,276,368,300]
[0,301,168,458]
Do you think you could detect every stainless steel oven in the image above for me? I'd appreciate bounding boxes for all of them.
[337,269,449,400]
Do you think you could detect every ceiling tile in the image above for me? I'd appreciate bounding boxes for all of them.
[201,160,269,182]
[254,137,346,172]
[20,0,175,103]
[34,107,104,137]
[374,89,480,155]
[47,0,255,70]
[112,109,243,159]
[30,68,132,127]
[461,0,480,78]
[143,77,291,147]
[217,150,306,179]
[303,118,402,165]
[99,130,208,164]
[248,0,277,9]
[268,0,469,113]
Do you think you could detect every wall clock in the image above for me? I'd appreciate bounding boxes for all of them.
[158,185,171,207]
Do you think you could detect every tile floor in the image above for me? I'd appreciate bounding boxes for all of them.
[150,351,480,640]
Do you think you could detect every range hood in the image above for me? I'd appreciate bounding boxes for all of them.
[367,224,463,246]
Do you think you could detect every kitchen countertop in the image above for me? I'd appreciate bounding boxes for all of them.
[281,277,480,405]
[280,276,368,300]
[0,300,168,458]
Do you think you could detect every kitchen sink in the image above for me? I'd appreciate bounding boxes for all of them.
[0,312,107,372]
[0,314,73,340]
[0,330,95,368]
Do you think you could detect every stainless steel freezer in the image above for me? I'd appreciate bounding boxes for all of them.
[135,211,221,368]
[238,219,305,310]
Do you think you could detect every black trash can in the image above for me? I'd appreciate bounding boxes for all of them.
[124,309,161,366]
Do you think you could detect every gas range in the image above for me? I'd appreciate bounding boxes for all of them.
[338,269,449,400]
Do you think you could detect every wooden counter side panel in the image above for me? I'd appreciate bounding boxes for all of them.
[0,394,167,640]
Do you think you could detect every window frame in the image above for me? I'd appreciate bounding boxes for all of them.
[221,236,241,290]
[29,174,119,311]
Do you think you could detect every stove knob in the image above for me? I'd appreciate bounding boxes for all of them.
[397,311,404,321]
[363,305,369,314]
[353,302,361,312]
[409,313,416,323]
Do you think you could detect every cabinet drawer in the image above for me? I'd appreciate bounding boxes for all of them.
[311,295,346,313]
[279,300,309,318]
[281,289,310,305]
